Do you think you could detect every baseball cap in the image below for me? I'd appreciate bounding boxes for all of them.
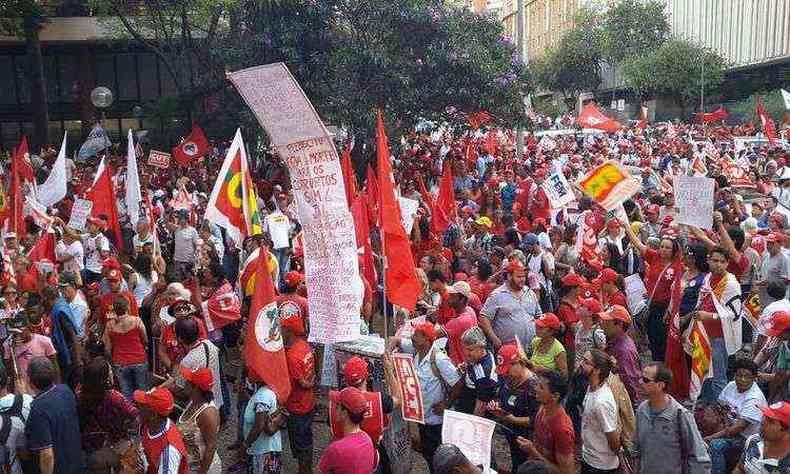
[343,356,369,386]
[284,271,304,288]
[765,311,790,337]
[413,322,437,343]
[595,268,619,285]
[106,269,122,282]
[561,272,586,288]
[646,204,660,215]
[102,257,122,271]
[446,281,472,299]
[506,260,526,273]
[496,343,524,375]
[597,305,632,325]
[180,367,214,391]
[760,401,790,426]
[3,232,16,239]
[766,233,781,243]
[606,219,621,229]
[329,387,369,416]
[535,313,561,331]
[133,387,175,416]
[578,297,603,314]
[524,233,539,246]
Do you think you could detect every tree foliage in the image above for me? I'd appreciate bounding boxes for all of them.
[622,39,727,110]
[601,0,669,64]
[728,90,788,123]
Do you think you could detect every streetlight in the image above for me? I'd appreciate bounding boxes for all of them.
[90,86,114,123]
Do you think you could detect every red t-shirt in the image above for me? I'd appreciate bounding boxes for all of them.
[607,291,628,308]
[97,291,139,326]
[442,307,478,366]
[557,302,579,350]
[643,248,682,305]
[469,278,497,305]
[159,318,208,371]
[285,338,316,415]
[319,431,378,474]
[726,252,749,279]
[467,292,482,315]
[533,406,575,465]
[700,274,724,338]
[529,187,551,220]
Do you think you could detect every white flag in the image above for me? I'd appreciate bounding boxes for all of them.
[37,131,68,207]
[125,129,142,227]
[782,89,790,110]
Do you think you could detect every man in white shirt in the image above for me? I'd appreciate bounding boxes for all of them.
[81,217,110,284]
[579,349,621,473]
[55,227,84,275]
[264,208,293,282]
[59,273,89,339]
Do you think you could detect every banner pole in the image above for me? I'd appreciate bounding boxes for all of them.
[381,228,388,340]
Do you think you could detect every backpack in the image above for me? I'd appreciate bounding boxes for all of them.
[0,395,25,473]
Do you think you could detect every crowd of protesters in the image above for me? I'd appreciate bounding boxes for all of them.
[0,108,788,474]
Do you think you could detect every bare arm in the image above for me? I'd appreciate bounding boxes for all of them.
[196,407,219,474]
[622,218,647,255]
[38,447,54,474]
[605,429,621,452]
[478,315,502,350]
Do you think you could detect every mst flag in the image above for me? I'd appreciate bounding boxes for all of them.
[78,123,112,161]
[204,129,262,246]
[244,247,291,403]
[172,125,209,166]
[202,281,241,331]
[377,112,420,311]
[577,103,621,133]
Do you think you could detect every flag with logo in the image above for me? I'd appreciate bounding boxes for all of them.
[204,129,262,246]
[172,125,209,166]
[202,281,242,331]
[78,123,112,161]
[683,320,712,401]
[577,103,621,133]
[578,160,642,211]
[244,246,292,403]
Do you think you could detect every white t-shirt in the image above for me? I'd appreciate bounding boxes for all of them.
[0,393,32,474]
[264,211,291,250]
[581,383,620,470]
[68,293,90,338]
[82,233,109,273]
[55,240,84,273]
[718,380,767,439]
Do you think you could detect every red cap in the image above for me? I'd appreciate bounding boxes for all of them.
[133,387,175,416]
[506,260,526,273]
[102,257,121,271]
[578,297,603,314]
[771,213,785,223]
[596,268,619,285]
[535,313,561,331]
[597,305,632,325]
[561,272,586,288]
[413,322,436,344]
[760,401,790,426]
[533,217,547,228]
[180,367,214,391]
[281,313,306,337]
[496,343,524,375]
[534,168,547,178]
[766,233,781,243]
[284,271,304,288]
[329,387,369,416]
[765,311,790,337]
[662,215,674,225]
[646,204,660,215]
[343,356,369,386]
[106,269,122,282]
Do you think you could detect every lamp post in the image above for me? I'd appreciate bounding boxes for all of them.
[90,86,114,123]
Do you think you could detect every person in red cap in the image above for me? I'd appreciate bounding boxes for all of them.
[599,305,642,406]
[81,216,111,285]
[177,367,221,473]
[556,272,586,356]
[281,310,316,474]
[434,281,478,366]
[638,204,662,243]
[529,313,568,380]
[275,271,309,334]
[319,387,379,474]
[135,387,189,474]
[757,232,789,307]
[95,268,139,330]
[734,401,790,473]
[490,343,539,469]
[595,268,627,309]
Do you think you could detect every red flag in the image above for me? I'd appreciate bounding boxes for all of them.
[341,141,357,209]
[6,137,35,237]
[86,158,124,253]
[464,138,478,167]
[756,98,777,143]
[376,112,420,311]
[204,281,241,330]
[351,195,376,291]
[244,247,292,403]
[415,175,435,212]
[27,227,56,265]
[466,111,493,130]
[365,165,379,226]
[431,162,455,234]
[697,106,729,123]
[577,103,621,133]
[171,125,209,166]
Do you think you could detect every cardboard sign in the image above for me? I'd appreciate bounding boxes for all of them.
[442,410,496,473]
[392,353,425,424]
[147,150,171,169]
[67,198,93,231]
[674,175,715,229]
[543,170,575,209]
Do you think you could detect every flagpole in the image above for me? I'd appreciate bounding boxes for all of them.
[381,227,388,341]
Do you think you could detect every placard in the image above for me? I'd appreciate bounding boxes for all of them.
[543,170,575,209]
[442,410,496,474]
[392,353,425,424]
[147,150,171,169]
[67,198,93,231]
[674,175,715,229]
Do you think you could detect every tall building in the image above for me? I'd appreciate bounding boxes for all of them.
[499,0,585,62]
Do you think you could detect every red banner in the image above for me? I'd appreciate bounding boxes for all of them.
[392,353,425,424]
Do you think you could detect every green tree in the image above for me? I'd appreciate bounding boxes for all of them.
[622,38,727,113]
[728,90,788,123]
[601,0,669,64]
[0,1,50,151]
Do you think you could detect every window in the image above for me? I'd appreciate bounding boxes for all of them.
[117,54,138,101]
[58,55,78,103]
[48,120,63,142]
[103,118,121,142]
[142,117,162,134]
[138,54,160,100]
[1,122,21,146]
[95,54,116,90]
[0,57,16,104]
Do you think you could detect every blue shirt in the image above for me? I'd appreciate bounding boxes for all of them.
[49,298,79,368]
[25,385,85,473]
[243,385,281,455]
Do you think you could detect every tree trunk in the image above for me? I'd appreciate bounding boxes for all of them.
[24,15,48,153]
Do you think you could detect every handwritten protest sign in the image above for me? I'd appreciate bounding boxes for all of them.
[228,63,362,344]
[543,170,575,209]
[442,410,496,474]
[674,175,715,230]
[392,354,425,423]
[578,160,642,211]
[147,150,171,169]
[67,198,93,231]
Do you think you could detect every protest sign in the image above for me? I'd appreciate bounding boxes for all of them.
[674,175,715,229]
[67,198,93,231]
[623,274,648,315]
[228,63,362,344]
[442,410,496,474]
[147,150,171,169]
[578,160,642,211]
[543,170,575,209]
[392,354,425,424]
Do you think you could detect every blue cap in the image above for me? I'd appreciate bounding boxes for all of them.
[524,233,539,246]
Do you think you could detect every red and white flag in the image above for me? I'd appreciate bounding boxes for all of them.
[577,103,621,133]
[244,247,292,404]
[202,281,241,331]
[756,97,777,143]
[86,157,124,252]
[172,125,209,166]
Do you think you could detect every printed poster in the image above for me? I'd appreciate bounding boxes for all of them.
[543,170,575,209]
[674,175,715,230]
[392,353,425,424]
[442,410,496,473]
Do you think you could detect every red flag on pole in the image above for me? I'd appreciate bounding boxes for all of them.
[697,106,729,123]
[86,158,124,253]
[376,111,420,311]
[431,162,455,234]
[365,165,379,226]
[244,246,292,404]
[577,103,621,133]
[341,141,357,209]
[8,137,35,237]
[466,111,493,130]
[756,97,777,143]
[351,195,376,291]
[27,226,56,265]
[172,125,209,166]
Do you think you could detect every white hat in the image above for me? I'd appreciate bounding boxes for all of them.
[446,281,471,299]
